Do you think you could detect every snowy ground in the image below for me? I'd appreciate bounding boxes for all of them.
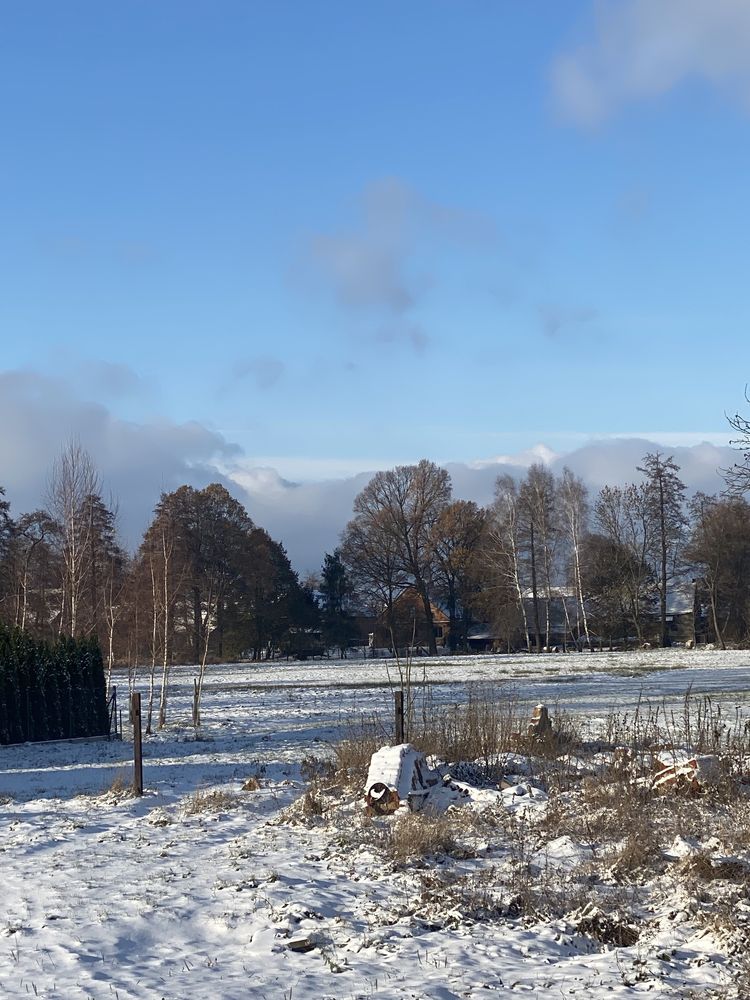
[2,648,750,999]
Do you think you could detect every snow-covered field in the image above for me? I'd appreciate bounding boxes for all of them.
[2,648,750,999]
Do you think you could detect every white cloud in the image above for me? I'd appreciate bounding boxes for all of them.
[552,0,750,125]
[538,303,598,339]
[470,443,560,469]
[232,357,285,390]
[302,177,495,349]
[0,369,240,550]
[551,437,732,494]
[603,431,732,448]
[228,439,736,573]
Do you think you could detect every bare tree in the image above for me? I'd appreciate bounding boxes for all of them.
[430,500,486,651]
[341,509,408,645]
[487,476,531,652]
[595,483,654,643]
[724,389,750,493]
[517,464,557,651]
[350,460,451,655]
[558,468,591,649]
[687,494,750,648]
[46,440,101,637]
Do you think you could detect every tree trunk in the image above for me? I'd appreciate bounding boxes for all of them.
[659,477,669,647]
[529,523,542,652]
[708,577,726,650]
[416,580,437,655]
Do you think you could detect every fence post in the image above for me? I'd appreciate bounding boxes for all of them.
[131,692,144,796]
[394,689,404,744]
[108,685,118,739]
[192,678,199,728]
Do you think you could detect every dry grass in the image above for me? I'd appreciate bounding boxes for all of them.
[571,903,640,947]
[98,769,135,801]
[603,693,750,769]
[323,685,750,964]
[414,869,504,926]
[613,819,663,875]
[679,852,749,882]
[385,811,460,862]
[300,754,336,784]
[183,789,239,815]
[415,685,525,772]
[241,775,262,791]
[333,734,381,786]
[302,786,325,817]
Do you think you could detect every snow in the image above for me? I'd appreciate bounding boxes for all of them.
[2,647,750,998]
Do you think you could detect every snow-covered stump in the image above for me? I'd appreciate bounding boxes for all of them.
[364,743,438,814]
[527,703,552,740]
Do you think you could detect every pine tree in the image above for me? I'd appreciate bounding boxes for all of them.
[637,453,687,647]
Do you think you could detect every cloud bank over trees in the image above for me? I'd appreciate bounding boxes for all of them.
[0,369,736,574]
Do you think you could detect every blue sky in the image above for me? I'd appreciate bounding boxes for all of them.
[1,1,749,565]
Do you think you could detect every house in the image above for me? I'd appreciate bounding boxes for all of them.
[658,580,702,646]
[371,587,450,652]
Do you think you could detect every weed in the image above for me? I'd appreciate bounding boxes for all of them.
[385,811,459,862]
[302,787,325,818]
[99,770,134,801]
[183,789,239,815]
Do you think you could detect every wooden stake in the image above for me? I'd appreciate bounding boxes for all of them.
[394,689,404,744]
[132,692,144,796]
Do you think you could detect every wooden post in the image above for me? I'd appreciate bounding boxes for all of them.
[108,685,118,739]
[132,692,144,796]
[394,689,404,744]
[192,678,199,728]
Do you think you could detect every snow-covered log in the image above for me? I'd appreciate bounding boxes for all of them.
[652,752,721,794]
[364,743,437,814]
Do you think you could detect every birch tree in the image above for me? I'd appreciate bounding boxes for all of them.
[518,464,557,651]
[5,511,55,633]
[46,440,101,637]
[558,467,591,648]
[487,475,530,651]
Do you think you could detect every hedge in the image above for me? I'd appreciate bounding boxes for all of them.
[0,626,109,745]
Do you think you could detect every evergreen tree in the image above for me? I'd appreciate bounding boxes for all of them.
[638,453,687,647]
[319,549,354,656]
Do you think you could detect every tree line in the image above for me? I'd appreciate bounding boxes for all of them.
[333,449,750,654]
[0,423,749,724]
[0,441,318,730]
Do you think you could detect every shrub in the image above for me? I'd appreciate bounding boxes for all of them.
[0,625,109,744]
